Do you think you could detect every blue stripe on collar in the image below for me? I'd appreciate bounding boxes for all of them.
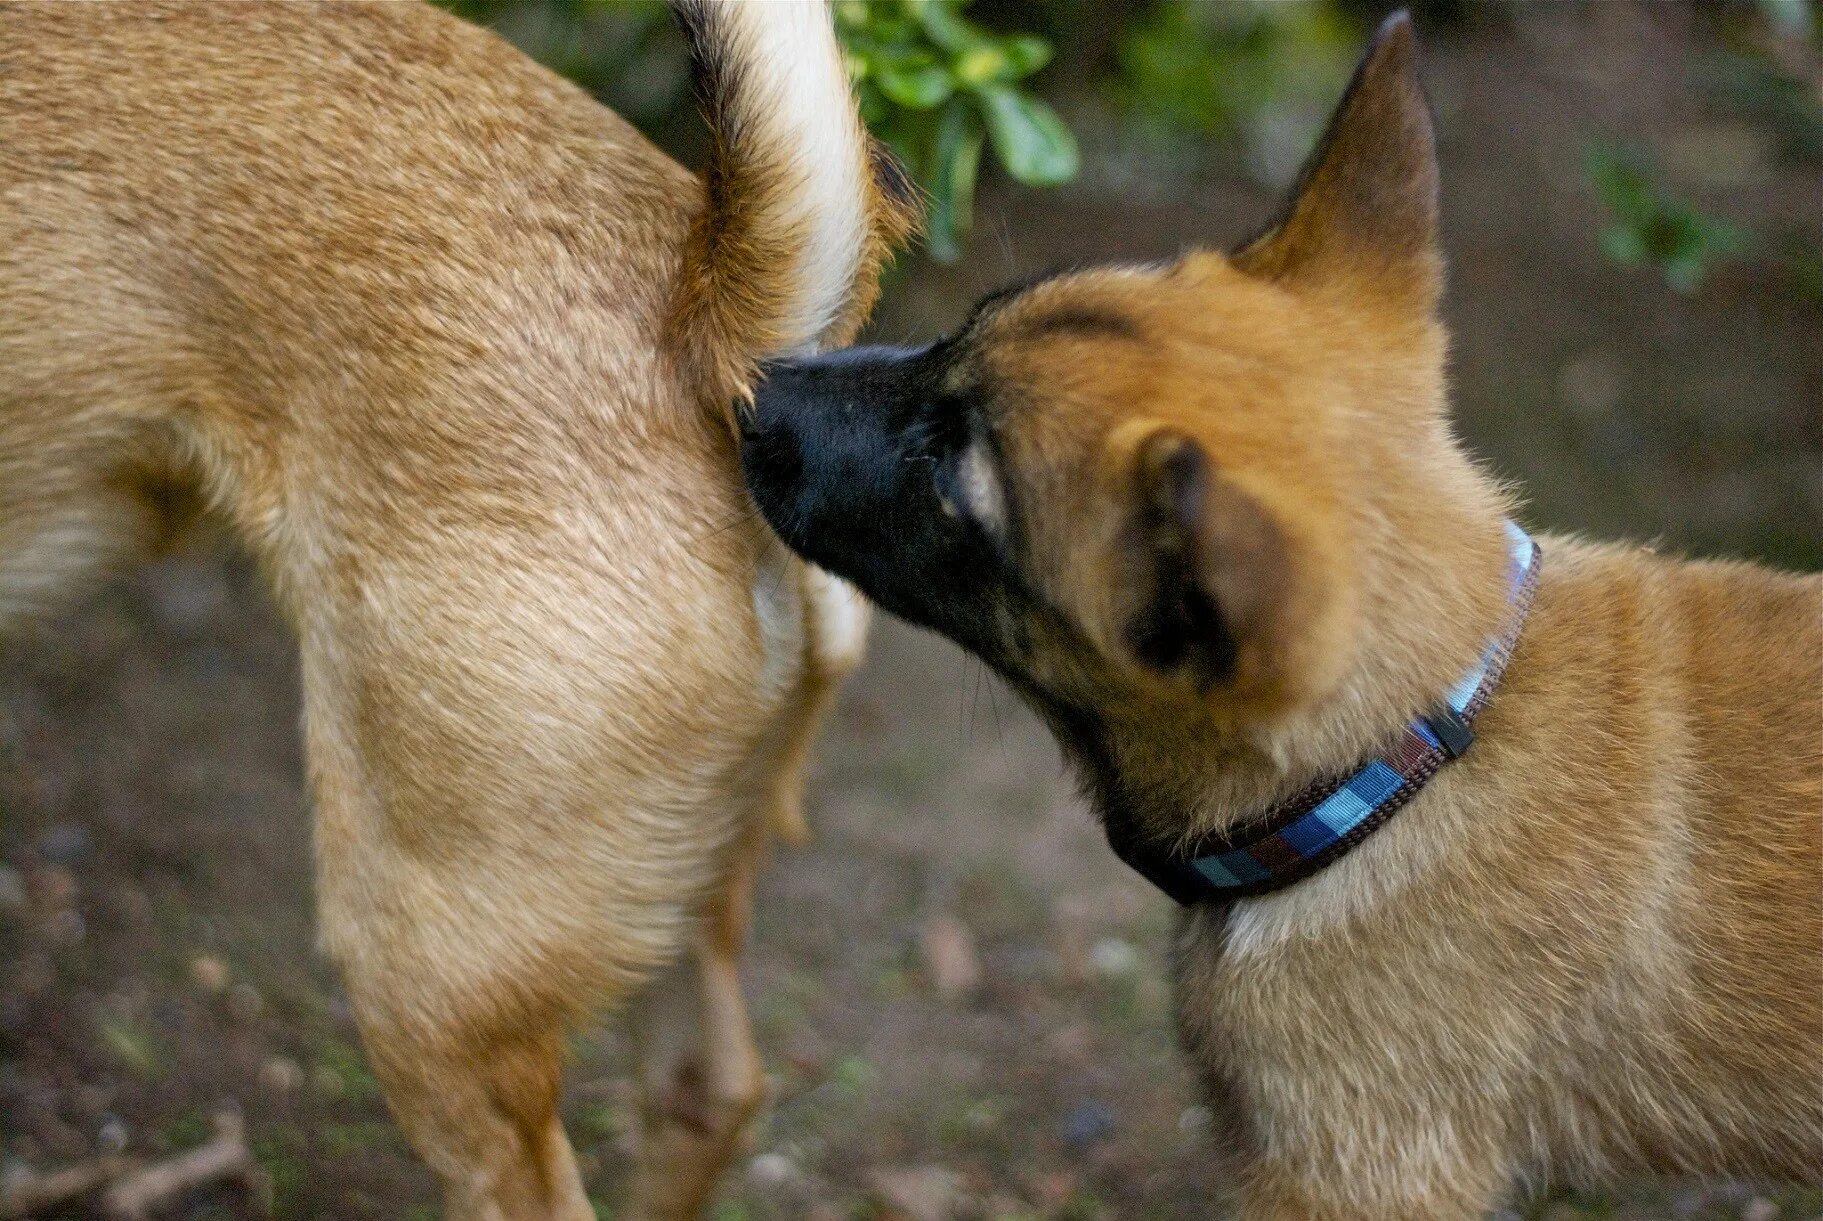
[1110,521,1542,906]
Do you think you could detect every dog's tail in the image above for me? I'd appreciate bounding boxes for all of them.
[668,0,920,409]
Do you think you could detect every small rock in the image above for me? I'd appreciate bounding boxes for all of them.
[189,954,230,993]
[1742,1199,1780,1221]
[1,1161,32,1196]
[96,1117,128,1154]
[37,824,90,865]
[1088,937,1139,979]
[259,1056,304,1095]
[870,1165,964,1221]
[1061,1100,1116,1150]
[0,865,26,911]
[748,1151,797,1187]
[919,914,982,1001]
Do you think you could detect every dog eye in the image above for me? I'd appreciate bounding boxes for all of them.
[933,439,1007,538]
[954,442,1007,534]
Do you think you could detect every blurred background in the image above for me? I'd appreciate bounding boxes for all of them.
[2,1,1818,1217]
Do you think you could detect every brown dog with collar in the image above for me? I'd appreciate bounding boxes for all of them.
[741,15,1822,1217]
[1,2,913,1216]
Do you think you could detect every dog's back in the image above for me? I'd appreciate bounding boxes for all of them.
[0,2,699,615]
[0,3,911,1214]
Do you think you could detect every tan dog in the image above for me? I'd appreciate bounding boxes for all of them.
[740,15,1823,1217]
[0,2,913,1216]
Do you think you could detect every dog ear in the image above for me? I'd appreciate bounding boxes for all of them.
[1124,429,1353,710]
[1231,12,1439,306]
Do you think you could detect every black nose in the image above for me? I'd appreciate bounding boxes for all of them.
[738,361,815,548]
[740,344,936,560]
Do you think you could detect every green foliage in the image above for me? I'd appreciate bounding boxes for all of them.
[837,0,1077,260]
[1114,0,1357,184]
[1584,143,1749,294]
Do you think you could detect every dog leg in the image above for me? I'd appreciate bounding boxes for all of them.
[353,1002,594,1221]
[765,566,869,844]
[1233,1149,1505,1221]
[302,624,700,1220]
[1236,1177,1494,1221]
[625,825,768,1220]
[762,670,831,846]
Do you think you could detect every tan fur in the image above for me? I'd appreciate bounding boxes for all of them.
[0,3,907,1216]
[909,18,1821,1215]
[669,0,920,412]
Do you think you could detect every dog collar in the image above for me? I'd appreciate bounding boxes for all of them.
[1108,521,1542,906]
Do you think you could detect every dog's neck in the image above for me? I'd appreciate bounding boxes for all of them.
[1081,435,1518,857]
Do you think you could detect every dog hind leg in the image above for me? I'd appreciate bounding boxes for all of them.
[625,818,769,1220]
[763,564,869,844]
[316,798,600,1220]
[353,997,594,1221]
[300,579,740,1219]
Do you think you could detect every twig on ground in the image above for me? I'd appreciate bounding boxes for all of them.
[101,1112,269,1220]
[0,1111,269,1220]
[1,1155,139,1218]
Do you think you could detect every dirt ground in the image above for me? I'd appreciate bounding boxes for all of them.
[2,7,1819,1220]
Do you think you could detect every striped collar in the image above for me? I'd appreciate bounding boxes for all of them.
[1108,521,1542,906]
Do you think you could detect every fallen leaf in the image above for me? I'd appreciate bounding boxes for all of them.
[919,914,982,1001]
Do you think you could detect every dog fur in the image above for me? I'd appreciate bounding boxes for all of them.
[0,2,912,1216]
[739,16,1823,1217]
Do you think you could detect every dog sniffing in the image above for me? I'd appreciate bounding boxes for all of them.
[2,2,912,1216]
[742,14,1822,1218]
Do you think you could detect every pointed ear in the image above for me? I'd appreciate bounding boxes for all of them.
[1232,12,1440,305]
[1125,430,1355,711]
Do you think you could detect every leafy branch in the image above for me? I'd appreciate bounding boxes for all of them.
[837,0,1078,261]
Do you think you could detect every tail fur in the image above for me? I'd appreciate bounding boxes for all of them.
[669,0,920,407]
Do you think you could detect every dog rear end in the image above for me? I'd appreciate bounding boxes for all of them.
[0,2,910,1215]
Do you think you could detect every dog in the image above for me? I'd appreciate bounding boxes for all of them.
[0,2,913,1216]
[740,14,1823,1217]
